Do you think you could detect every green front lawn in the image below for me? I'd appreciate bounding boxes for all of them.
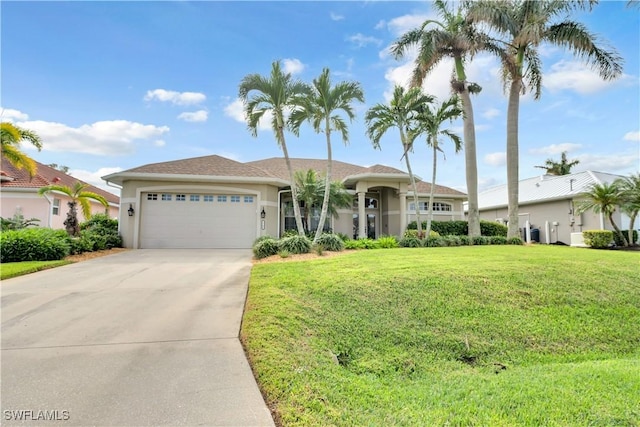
[1,260,72,280]
[242,245,640,426]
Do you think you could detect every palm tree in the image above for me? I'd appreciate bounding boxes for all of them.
[616,173,640,246]
[535,151,580,175]
[238,61,308,236]
[38,182,109,237]
[1,122,43,178]
[289,68,364,243]
[467,0,623,238]
[391,0,484,238]
[365,86,434,237]
[577,182,628,247]
[414,95,463,237]
[293,169,353,234]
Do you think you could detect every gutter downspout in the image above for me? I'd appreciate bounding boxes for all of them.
[41,192,53,228]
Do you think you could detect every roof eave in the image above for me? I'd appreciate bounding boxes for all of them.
[102,172,289,187]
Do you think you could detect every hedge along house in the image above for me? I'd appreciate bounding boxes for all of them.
[103,155,467,249]
[476,170,630,245]
[1,154,120,229]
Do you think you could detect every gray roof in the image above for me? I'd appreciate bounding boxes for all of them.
[477,171,624,209]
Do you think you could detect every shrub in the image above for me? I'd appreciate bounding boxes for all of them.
[507,237,524,245]
[489,236,508,245]
[480,221,508,237]
[472,236,490,245]
[407,220,508,237]
[583,230,614,249]
[399,236,422,248]
[336,233,351,242]
[404,229,440,239]
[253,235,276,246]
[424,237,447,247]
[279,250,290,258]
[80,214,122,249]
[614,230,639,246]
[315,233,345,252]
[279,235,312,254]
[345,238,379,250]
[376,235,399,249]
[253,238,280,259]
[443,235,462,246]
[458,235,471,246]
[0,228,71,262]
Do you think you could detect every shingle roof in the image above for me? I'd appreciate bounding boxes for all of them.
[1,155,120,205]
[477,171,624,209]
[124,154,277,178]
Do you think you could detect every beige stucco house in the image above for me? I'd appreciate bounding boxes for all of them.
[476,171,630,245]
[103,155,467,249]
[1,155,120,228]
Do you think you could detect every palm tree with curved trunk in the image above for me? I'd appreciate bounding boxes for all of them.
[38,182,109,237]
[535,151,580,175]
[1,122,43,178]
[466,0,623,238]
[414,95,463,237]
[289,68,364,243]
[578,182,628,247]
[365,86,434,237]
[616,173,640,246]
[239,61,308,236]
[391,0,484,238]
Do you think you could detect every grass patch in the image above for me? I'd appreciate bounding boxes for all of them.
[242,246,640,426]
[1,260,72,280]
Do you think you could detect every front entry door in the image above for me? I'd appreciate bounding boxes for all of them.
[366,213,376,239]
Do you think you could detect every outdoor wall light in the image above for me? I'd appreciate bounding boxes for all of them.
[260,208,266,219]
[128,204,135,217]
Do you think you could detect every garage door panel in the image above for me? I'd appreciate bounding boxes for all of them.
[139,193,257,249]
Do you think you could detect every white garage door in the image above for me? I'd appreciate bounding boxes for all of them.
[139,192,257,249]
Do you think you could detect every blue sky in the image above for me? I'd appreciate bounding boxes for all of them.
[2,1,638,196]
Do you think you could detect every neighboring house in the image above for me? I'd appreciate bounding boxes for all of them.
[103,155,467,249]
[476,171,629,244]
[1,155,120,229]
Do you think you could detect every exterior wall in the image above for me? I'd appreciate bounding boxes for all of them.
[406,197,466,227]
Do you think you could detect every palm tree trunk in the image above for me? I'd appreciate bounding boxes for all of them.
[314,121,332,243]
[400,128,422,236]
[609,213,629,247]
[628,213,637,246]
[279,129,305,236]
[426,138,437,238]
[506,79,521,239]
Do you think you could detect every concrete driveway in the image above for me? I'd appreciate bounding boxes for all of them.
[1,249,275,426]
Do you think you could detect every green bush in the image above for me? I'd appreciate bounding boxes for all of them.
[424,237,446,247]
[80,214,122,249]
[583,230,614,249]
[480,221,508,237]
[507,237,524,245]
[315,233,345,251]
[407,220,508,237]
[344,238,379,250]
[399,236,422,248]
[443,235,462,246]
[472,236,490,245]
[614,230,639,246]
[377,235,399,249]
[253,238,280,259]
[0,228,71,262]
[489,236,508,245]
[253,235,275,246]
[279,235,312,254]
[458,235,471,246]
[404,229,440,239]
[336,233,351,242]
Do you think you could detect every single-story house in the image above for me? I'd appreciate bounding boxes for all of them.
[1,155,120,229]
[103,155,467,249]
[476,170,630,244]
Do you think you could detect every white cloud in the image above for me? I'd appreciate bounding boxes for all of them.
[144,89,206,105]
[154,139,166,147]
[483,108,500,119]
[282,58,305,75]
[347,33,382,48]
[544,60,621,94]
[1,108,29,121]
[16,119,169,155]
[385,14,430,36]
[575,152,639,173]
[623,131,640,142]
[484,152,507,167]
[330,12,344,21]
[223,98,271,131]
[529,143,582,155]
[177,110,208,122]
[70,166,123,195]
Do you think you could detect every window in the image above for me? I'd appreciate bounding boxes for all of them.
[244,196,254,203]
[162,194,172,201]
[217,195,227,202]
[230,195,241,203]
[433,202,452,212]
[204,195,214,202]
[409,201,429,212]
[52,198,61,216]
[190,195,200,202]
[147,193,158,201]
[176,194,186,201]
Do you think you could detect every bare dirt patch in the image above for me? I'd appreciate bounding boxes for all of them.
[252,250,353,264]
[65,247,130,263]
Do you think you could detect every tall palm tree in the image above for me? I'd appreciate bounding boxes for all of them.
[467,0,623,238]
[238,61,308,236]
[577,182,628,247]
[414,95,463,237]
[1,122,43,178]
[535,151,580,175]
[289,68,364,243]
[365,86,434,237]
[38,182,109,237]
[616,173,640,246]
[391,0,484,238]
